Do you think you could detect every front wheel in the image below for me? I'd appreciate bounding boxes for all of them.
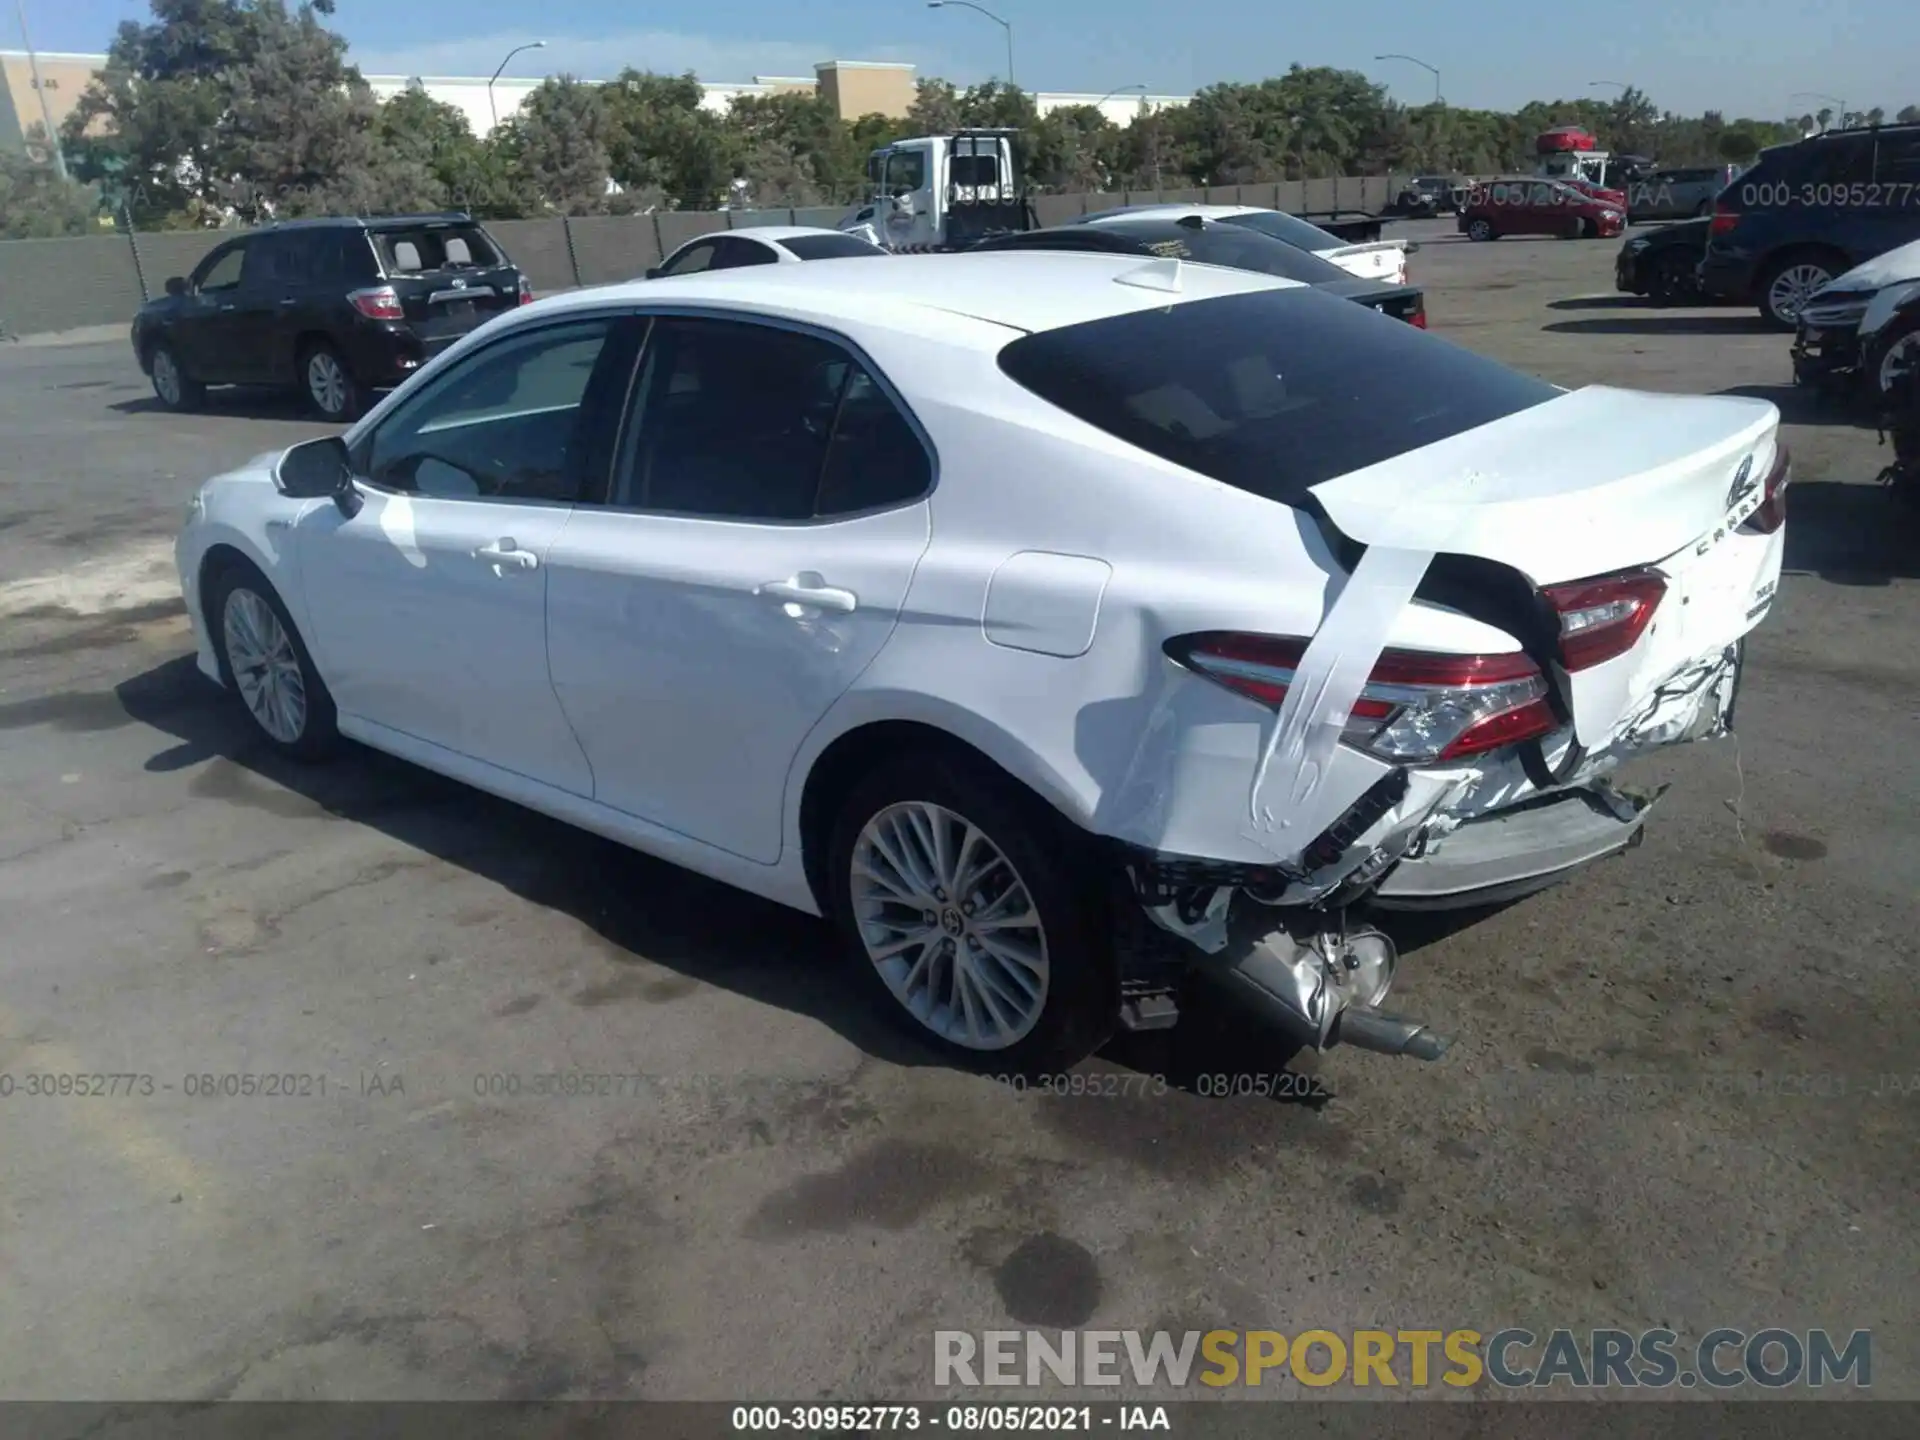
[208,561,341,761]
[148,343,205,413]
[1867,313,1920,404]
[1649,250,1699,306]
[827,749,1115,1073]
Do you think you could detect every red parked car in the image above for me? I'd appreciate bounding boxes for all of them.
[1458,178,1627,241]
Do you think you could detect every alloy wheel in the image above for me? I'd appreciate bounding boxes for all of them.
[1879,333,1920,398]
[1767,264,1831,326]
[849,800,1050,1051]
[153,350,181,407]
[306,351,348,417]
[222,586,307,745]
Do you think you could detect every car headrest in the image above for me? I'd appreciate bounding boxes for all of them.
[391,241,422,272]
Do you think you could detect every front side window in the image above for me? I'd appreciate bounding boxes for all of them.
[997,288,1557,508]
[710,238,779,270]
[884,150,927,196]
[359,319,618,502]
[613,317,928,521]
[195,244,246,293]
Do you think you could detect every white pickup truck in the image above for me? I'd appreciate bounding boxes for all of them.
[837,130,1036,253]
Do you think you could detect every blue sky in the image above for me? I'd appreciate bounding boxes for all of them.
[17,0,1917,119]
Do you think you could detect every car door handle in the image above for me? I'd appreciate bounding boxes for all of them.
[756,575,857,613]
[474,539,539,571]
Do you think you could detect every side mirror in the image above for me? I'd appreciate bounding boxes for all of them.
[644,266,661,279]
[275,435,360,516]
[165,276,189,297]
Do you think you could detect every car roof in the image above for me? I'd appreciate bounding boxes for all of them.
[262,213,479,234]
[530,250,1303,346]
[714,226,872,244]
[1081,203,1261,223]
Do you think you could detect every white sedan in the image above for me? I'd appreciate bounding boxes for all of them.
[645,225,888,279]
[176,249,1787,1071]
[1078,202,1413,284]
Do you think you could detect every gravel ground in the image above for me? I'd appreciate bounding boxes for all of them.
[1,219,1915,1406]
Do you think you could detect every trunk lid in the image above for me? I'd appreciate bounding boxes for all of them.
[1306,385,1778,585]
[371,221,521,341]
[1320,239,1408,285]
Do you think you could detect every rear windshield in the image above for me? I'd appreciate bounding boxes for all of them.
[1091,223,1352,284]
[1214,210,1344,253]
[780,233,889,261]
[374,224,502,275]
[997,289,1558,505]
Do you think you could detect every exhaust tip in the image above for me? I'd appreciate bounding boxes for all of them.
[1335,1008,1453,1062]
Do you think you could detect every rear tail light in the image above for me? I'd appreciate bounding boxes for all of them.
[348,285,404,320]
[1167,633,1558,763]
[1542,569,1667,671]
[1710,200,1739,235]
[1738,443,1791,535]
[518,275,535,305]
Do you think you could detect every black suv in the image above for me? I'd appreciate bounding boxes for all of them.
[1699,124,1920,329]
[132,214,532,420]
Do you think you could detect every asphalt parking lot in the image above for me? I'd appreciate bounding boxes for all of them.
[2,219,1917,1404]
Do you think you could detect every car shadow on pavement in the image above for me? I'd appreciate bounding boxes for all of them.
[115,654,1340,1098]
[1718,382,1874,429]
[1545,296,1647,311]
[1779,478,1920,584]
[1541,313,1774,336]
[111,390,331,422]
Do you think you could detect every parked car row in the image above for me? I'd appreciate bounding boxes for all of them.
[132,203,1429,420]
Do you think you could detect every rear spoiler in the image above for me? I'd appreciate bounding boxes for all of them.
[1322,237,1418,259]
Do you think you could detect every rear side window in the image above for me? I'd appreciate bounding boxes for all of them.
[780,233,888,261]
[997,288,1558,506]
[1792,138,1873,188]
[1876,132,1920,186]
[375,225,502,274]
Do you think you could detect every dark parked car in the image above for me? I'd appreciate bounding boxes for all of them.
[1615,217,1716,304]
[1394,175,1464,217]
[131,213,532,420]
[1458,178,1626,241]
[1699,123,1920,329]
[969,215,1428,325]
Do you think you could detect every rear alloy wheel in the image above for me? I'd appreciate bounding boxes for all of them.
[148,343,205,412]
[1467,217,1494,241]
[829,750,1113,1072]
[209,562,340,761]
[301,342,363,422]
[1758,255,1838,331]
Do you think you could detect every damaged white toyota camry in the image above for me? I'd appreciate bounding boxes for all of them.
[175,250,1787,1071]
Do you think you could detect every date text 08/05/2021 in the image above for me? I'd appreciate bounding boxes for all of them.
[729,1406,1168,1432]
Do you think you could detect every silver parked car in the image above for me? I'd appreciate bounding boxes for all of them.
[1627,164,1739,223]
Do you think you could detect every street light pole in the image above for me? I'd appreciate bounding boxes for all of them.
[1790,91,1847,129]
[488,40,548,133]
[1588,79,1630,95]
[1375,53,1440,106]
[15,0,69,179]
[1094,83,1148,115]
[927,2,1015,94]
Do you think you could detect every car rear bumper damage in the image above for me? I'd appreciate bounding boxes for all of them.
[1111,638,1746,1060]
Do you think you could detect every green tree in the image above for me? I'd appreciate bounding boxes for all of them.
[600,70,735,209]
[0,141,104,238]
[497,76,618,214]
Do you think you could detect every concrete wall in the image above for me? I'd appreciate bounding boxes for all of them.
[0,177,1416,338]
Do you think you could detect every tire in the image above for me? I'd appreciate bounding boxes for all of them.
[1467,217,1494,241]
[299,340,364,422]
[207,559,341,761]
[826,746,1115,1073]
[148,342,205,413]
[1756,251,1842,331]
[1865,312,1920,403]
[1649,250,1698,307]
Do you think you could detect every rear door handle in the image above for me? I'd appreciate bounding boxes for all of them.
[757,574,857,613]
[474,539,539,571]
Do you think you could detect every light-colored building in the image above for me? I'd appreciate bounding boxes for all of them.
[4,48,1186,155]
[0,50,106,159]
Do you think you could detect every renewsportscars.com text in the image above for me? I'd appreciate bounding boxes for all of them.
[935,1327,1872,1390]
